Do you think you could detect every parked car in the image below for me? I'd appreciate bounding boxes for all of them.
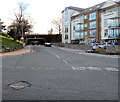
[98,43,106,49]
[92,43,99,50]
[87,42,96,46]
[79,42,86,45]
[44,42,51,47]
[111,42,118,46]
[103,42,112,47]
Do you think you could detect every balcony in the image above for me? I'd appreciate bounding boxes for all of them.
[108,25,120,29]
[103,11,120,19]
[75,29,84,32]
[72,19,84,24]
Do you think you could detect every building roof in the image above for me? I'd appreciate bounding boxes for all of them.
[83,2,105,14]
[61,6,84,13]
[71,0,120,17]
[62,0,120,16]
[71,2,105,17]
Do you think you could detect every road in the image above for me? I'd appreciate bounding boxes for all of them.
[2,45,119,100]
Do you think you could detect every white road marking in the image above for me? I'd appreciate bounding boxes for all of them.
[87,67,102,70]
[105,68,119,72]
[72,67,86,70]
[3,65,119,72]
[55,55,60,59]
[63,60,68,64]
[72,67,76,70]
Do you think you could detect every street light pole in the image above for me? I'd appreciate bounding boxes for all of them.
[21,21,24,41]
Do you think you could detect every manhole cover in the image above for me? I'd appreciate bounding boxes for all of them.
[8,81,31,90]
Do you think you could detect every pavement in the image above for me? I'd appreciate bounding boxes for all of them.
[0,46,32,56]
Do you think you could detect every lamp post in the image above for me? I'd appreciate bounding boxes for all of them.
[20,21,24,41]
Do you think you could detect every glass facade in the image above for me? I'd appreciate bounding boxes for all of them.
[64,14,69,19]
[84,31,88,36]
[108,29,120,38]
[89,21,96,29]
[73,32,79,39]
[84,23,88,28]
[89,12,96,20]
[74,24,84,31]
[90,30,96,37]
[64,8,69,19]
[84,15,88,19]
[73,32,84,39]
[104,18,120,28]
[108,19,119,27]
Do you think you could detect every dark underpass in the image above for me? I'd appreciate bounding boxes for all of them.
[26,38,45,45]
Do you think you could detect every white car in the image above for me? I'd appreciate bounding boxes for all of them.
[92,44,99,50]
[98,43,106,49]
[44,42,51,47]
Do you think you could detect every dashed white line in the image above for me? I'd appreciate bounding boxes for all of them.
[105,68,119,72]
[55,55,60,59]
[71,67,76,70]
[63,60,68,64]
[87,67,102,70]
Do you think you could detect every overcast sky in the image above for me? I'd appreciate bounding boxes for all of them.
[0,0,107,34]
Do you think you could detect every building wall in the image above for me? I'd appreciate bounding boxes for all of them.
[62,8,74,43]
[71,11,99,43]
[62,1,120,43]
[71,15,84,42]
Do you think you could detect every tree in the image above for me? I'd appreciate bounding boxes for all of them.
[0,19,6,33]
[51,17,62,34]
[8,1,33,40]
[48,28,53,35]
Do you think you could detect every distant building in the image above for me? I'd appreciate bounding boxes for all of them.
[62,6,84,43]
[61,0,120,43]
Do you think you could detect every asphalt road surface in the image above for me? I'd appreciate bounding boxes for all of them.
[2,45,119,100]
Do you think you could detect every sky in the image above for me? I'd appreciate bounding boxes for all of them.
[0,0,108,34]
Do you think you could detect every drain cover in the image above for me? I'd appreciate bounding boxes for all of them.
[8,81,31,90]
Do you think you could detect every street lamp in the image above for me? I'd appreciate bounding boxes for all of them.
[20,21,24,41]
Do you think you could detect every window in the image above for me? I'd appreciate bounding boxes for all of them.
[73,25,75,30]
[80,16,84,19]
[64,21,68,26]
[84,15,88,19]
[108,29,119,38]
[73,32,84,39]
[104,18,119,27]
[79,32,84,38]
[90,30,96,37]
[65,35,68,39]
[89,21,96,29]
[84,31,88,36]
[64,14,69,19]
[84,23,88,28]
[89,12,96,20]
[65,28,68,33]
[73,32,79,39]
[74,24,84,31]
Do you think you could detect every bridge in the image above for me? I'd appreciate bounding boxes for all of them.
[25,34,62,45]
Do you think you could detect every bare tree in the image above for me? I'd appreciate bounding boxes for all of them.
[48,28,53,35]
[8,1,33,40]
[51,17,62,34]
